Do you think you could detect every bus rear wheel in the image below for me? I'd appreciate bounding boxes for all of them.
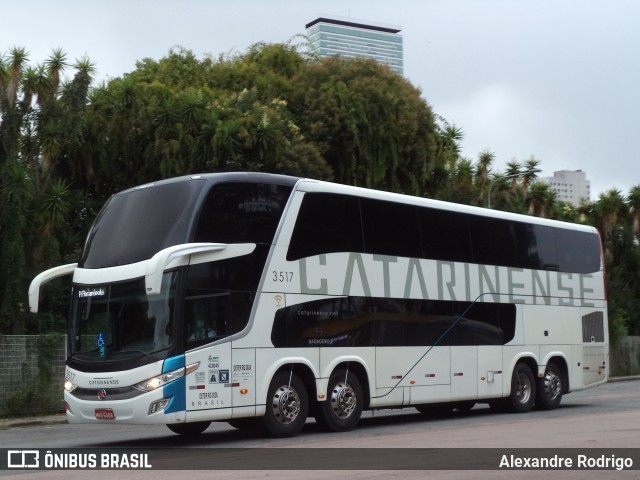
[536,362,563,410]
[263,371,308,438]
[166,421,211,436]
[504,362,536,413]
[315,369,363,432]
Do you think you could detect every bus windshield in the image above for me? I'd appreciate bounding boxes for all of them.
[69,272,178,362]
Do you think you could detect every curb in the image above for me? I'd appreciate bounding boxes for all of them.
[0,414,67,430]
[608,375,640,382]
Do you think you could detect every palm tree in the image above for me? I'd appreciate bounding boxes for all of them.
[45,48,68,102]
[38,178,71,234]
[626,185,640,241]
[527,181,556,217]
[4,47,28,109]
[475,149,494,205]
[521,156,541,190]
[505,160,522,191]
[595,189,628,260]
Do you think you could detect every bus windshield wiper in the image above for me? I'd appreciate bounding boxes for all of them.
[118,350,159,361]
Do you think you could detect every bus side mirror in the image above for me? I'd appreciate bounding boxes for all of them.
[28,263,77,313]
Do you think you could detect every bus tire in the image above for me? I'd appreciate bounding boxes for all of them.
[166,421,211,436]
[536,362,563,410]
[454,401,476,412]
[505,362,536,413]
[263,371,308,438]
[315,369,363,432]
[228,418,263,431]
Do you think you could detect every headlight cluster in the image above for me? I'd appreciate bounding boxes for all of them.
[133,362,200,392]
[133,366,185,392]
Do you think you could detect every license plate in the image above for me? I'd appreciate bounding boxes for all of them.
[95,408,115,420]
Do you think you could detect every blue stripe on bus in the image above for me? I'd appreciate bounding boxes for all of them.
[162,354,186,414]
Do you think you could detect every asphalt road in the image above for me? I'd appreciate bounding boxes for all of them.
[1,379,639,479]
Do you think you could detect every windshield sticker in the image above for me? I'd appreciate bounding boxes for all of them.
[97,332,106,358]
[78,288,106,298]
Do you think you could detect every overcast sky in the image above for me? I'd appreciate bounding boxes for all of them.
[3,0,639,199]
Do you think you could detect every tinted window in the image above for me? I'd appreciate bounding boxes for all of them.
[183,246,268,347]
[194,182,292,244]
[271,296,516,347]
[287,193,364,260]
[469,216,519,268]
[287,192,601,274]
[81,181,206,268]
[516,224,558,271]
[361,198,421,258]
[420,208,473,263]
[555,229,601,274]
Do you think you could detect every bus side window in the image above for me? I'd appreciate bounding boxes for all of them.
[185,295,228,343]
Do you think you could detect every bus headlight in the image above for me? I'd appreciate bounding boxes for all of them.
[133,362,199,392]
[64,380,77,392]
[133,367,184,392]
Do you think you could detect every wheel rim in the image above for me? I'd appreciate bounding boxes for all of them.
[330,381,357,419]
[515,372,532,404]
[271,385,301,424]
[544,370,562,399]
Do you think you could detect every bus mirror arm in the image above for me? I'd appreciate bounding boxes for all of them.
[145,243,238,296]
[28,263,78,313]
[145,242,257,295]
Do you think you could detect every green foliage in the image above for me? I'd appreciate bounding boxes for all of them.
[0,334,65,416]
[289,56,437,194]
[2,41,640,349]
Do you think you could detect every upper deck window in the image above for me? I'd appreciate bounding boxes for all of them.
[81,181,206,269]
[80,179,293,269]
[193,182,293,244]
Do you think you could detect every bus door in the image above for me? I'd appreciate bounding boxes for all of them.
[182,291,236,418]
[185,342,232,417]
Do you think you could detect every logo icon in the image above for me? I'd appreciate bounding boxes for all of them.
[98,389,107,400]
[274,294,284,308]
[7,450,39,468]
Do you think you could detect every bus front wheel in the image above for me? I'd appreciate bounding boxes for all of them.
[166,421,211,436]
[315,369,363,432]
[263,371,308,437]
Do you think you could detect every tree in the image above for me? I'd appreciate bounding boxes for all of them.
[526,181,556,217]
[289,56,438,195]
[475,149,494,205]
[626,185,640,242]
[521,156,541,190]
[0,47,95,334]
[594,189,627,261]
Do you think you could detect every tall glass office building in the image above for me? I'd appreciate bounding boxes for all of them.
[305,16,403,75]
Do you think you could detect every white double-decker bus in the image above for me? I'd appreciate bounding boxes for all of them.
[29,172,608,437]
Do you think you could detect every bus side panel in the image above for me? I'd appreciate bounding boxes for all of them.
[522,304,582,345]
[378,346,451,406]
[450,346,477,401]
[231,347,256,414]
[184,342,233,420]
[580,305,608,388]
[477,345,504,400]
